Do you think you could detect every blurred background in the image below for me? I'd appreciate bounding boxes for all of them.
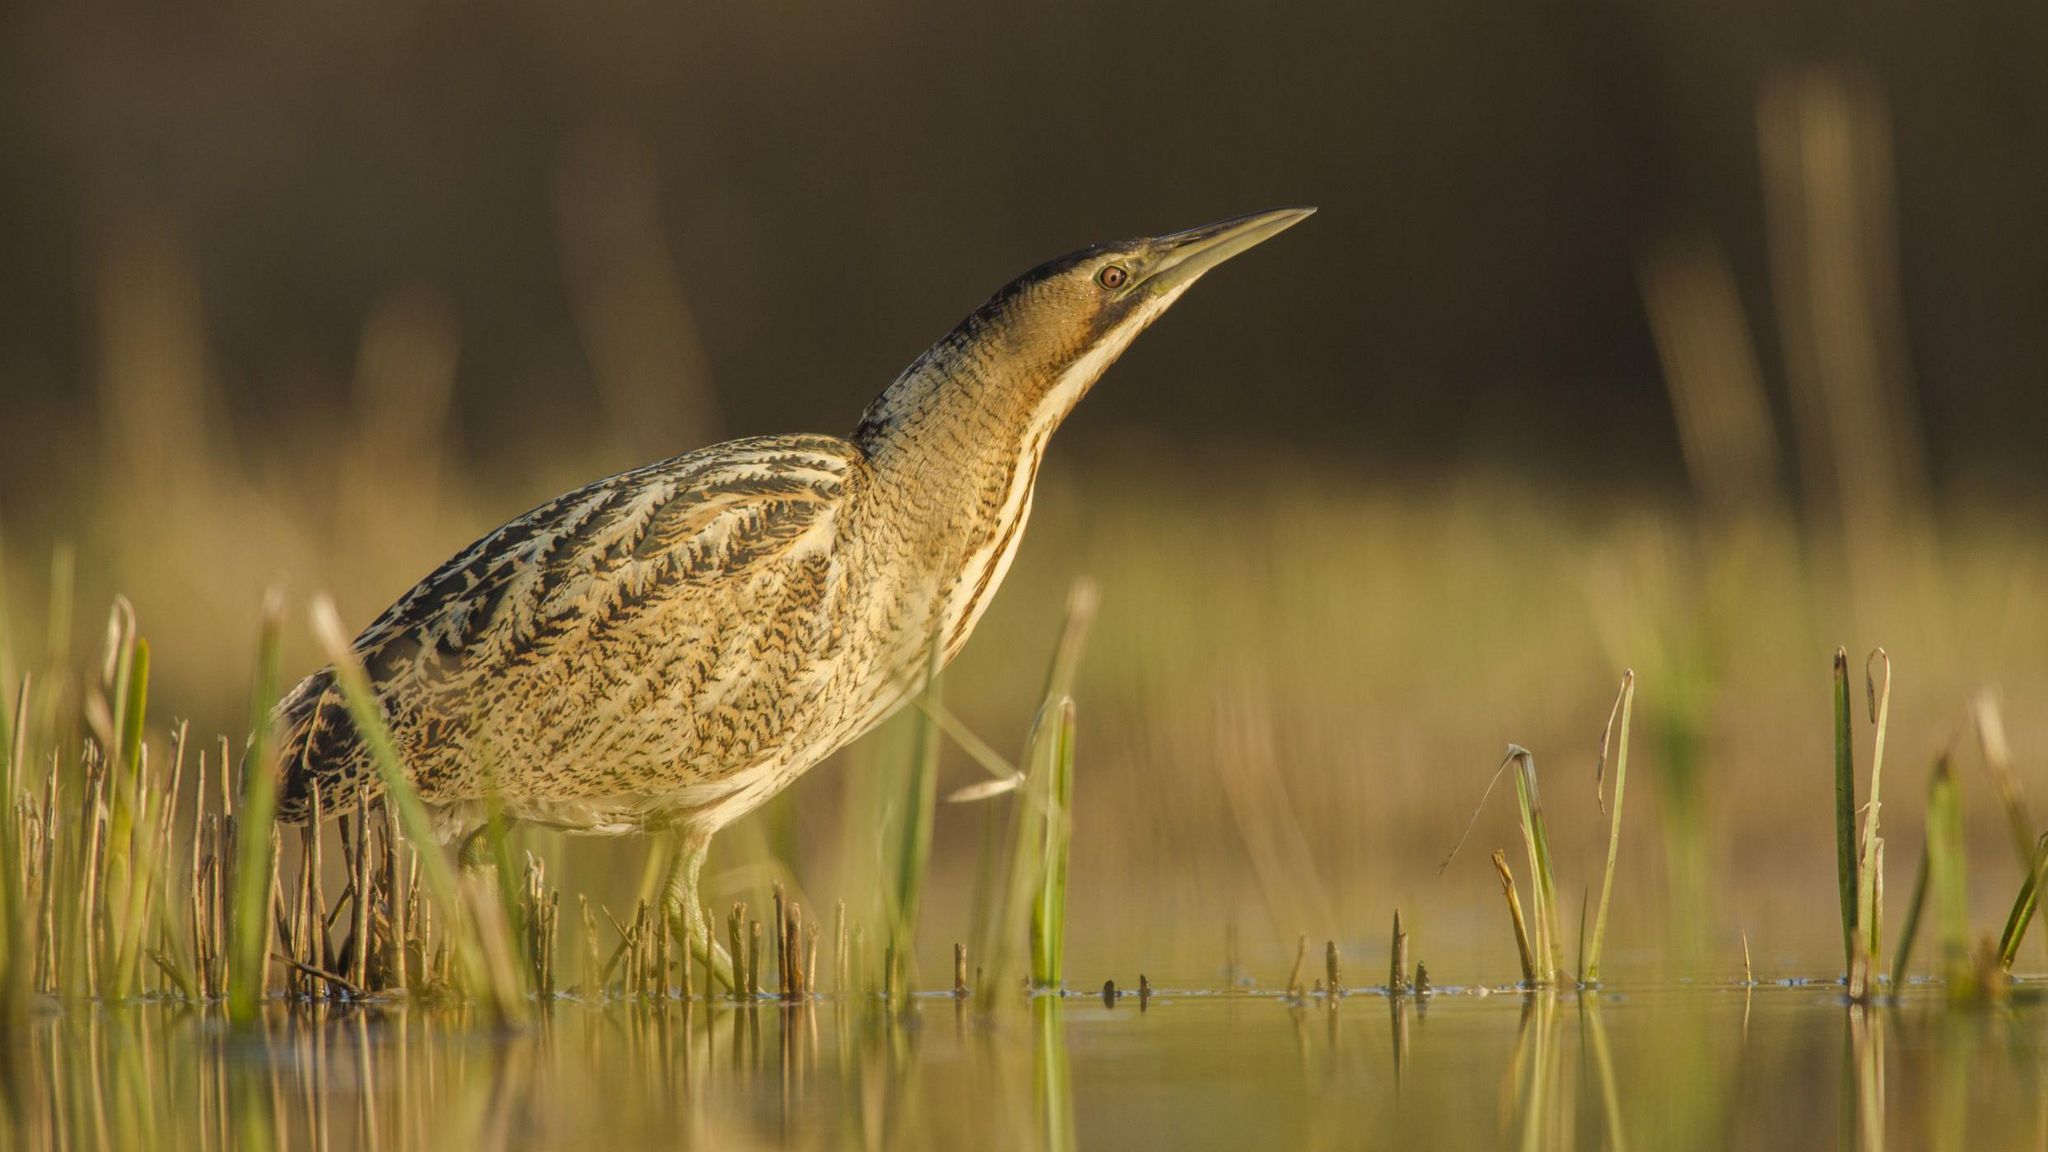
[3,0,2047,985]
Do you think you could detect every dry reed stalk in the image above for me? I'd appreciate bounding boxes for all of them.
[1494,850,1537,986]
[787,900,805,999]
[834,900,848,998]
[350,794,371,992]
[36,758,58,994]
[806,922,818,994]
[953,943,969,998]
[1389,910,1409,995]
[579,895,599,997]
[773,883,788,997]
[1849,649,1891,1000]
[748,919,763,999]
[1286,932,1307,999]
[79,753,107,994]
[385,804,406,994]
[188,749,210,996]
[1324,940,1342,998]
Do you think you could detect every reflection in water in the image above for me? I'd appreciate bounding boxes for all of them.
[4,987,2048,1150]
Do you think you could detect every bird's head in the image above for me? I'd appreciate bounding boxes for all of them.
[858,208,1314,449]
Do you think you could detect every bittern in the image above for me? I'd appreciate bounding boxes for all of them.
[274,207,1312,986]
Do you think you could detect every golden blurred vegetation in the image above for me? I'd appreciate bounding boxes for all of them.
[4,2,2048,986]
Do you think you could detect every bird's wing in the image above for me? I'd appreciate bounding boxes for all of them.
[275,433,873,821]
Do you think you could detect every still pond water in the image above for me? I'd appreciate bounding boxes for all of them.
[5,983,2045,1150]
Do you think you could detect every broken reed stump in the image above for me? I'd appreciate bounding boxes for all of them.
[1493,849,1539,986]
[1286,932,1308,999]
[1326,940,1343,998]
[1389,909,1409,995]
[953,943,969,998]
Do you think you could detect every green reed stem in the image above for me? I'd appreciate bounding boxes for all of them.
[1510,747,1561,984]
[887,639,943,997]
[312,595,526,1022]
[226,592,284,1022]
[1583,670,1634,985]
[1890,840,1929,987]
[1996,831,2048,972]
[1923,755,1971,998]
[1833,647,1857,980]
[1029,698,1075,990]
[980,581,1096,1009]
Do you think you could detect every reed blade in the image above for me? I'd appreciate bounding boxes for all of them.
[311,595,528,1023]
[1584,670,1635,984]
[1996,831,2048,972]
[226,592,284,1022]
[1029,698,1076,990]
[1832,647,1857,981]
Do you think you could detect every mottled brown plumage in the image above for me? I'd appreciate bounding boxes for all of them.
[272,208,1310,979]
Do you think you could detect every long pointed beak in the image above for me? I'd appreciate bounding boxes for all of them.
[1135,207,1316,295]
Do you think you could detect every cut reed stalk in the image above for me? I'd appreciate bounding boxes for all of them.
[726,903,745,1001]
[1324,939,1342,998]
[1583,670,1634,985]
[1389,909,1408,995]
[1286,931,1307,999]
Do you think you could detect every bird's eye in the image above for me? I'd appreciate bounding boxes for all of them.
[1096,264,1129,290]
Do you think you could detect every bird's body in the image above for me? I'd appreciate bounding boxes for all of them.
[272,208,1310,978]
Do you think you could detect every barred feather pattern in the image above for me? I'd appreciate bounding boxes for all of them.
[274,433,941,836]
[273,232,1181,841]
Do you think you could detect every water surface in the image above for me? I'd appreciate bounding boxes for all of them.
[7,983,2042,1150]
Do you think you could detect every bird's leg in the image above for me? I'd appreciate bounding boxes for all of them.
[662,826,736,992]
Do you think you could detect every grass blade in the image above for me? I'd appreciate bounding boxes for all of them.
[1923,754,1970,998]
[311,595,528,1023]
[1890,839,1929,987]
[226,592,285,1022]
[1833,647,1857,980]
[1029,698,1076,990]
[1508,747,1561,984]
[886,638,943,998]
[1851,648,1890,998]
[1584,670,1634,984]
[1996,831,2048,972]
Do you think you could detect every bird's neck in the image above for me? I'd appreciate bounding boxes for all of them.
[852,321,1108,653]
